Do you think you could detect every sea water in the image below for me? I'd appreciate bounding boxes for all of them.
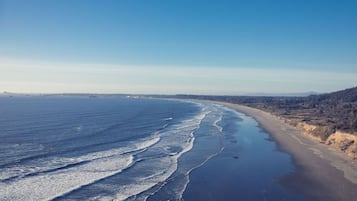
[0,96,302,201]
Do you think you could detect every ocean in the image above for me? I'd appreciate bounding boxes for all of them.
[0,96,303,201]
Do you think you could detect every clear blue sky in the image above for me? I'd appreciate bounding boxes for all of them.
[0,0,356,94]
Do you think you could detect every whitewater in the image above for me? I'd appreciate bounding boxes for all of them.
[0,96,226,200]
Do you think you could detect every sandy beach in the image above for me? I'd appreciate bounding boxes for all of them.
[217,102,357,201]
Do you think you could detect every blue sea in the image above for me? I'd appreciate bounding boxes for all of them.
[0,96,303,201]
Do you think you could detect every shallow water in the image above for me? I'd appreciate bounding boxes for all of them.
[183,109,304,201]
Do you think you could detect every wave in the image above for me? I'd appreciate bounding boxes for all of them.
[163,117,173,121]
[0,111,207,201]
[77,109,208,201]
[0,155,134,201]
[0,99,211,201]
[121,106,213,201]
[1,136,160,182]
[0,136,162,201]
[114,112,208,201]
[139,103,227,201]
[213,113,223,133]
[110,135,196,201]
[0,143,45,167]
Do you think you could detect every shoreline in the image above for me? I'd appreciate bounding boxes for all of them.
[183,102,303,201]
[215,101,357,201]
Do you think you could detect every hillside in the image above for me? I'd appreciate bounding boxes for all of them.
[251,87,357,138]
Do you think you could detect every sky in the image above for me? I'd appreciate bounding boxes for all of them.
[0,0,356,95]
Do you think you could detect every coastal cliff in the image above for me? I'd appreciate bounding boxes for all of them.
[284,119,357,159]
[326,131,357,159]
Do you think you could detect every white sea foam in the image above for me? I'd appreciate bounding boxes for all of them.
[1,102,209,201]
[0,136,161,182]
[172,104,226,200]
[113,157,176,201]
[0,136,162,201]
[112,136,196,201]
[213,113,223,133]
[0,155,134,201]
[91,109,207,201]
[0,143,44,159]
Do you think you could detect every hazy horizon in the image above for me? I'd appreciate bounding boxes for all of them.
[1,1,356,95]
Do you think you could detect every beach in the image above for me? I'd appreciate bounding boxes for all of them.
[218,102,357,201]
[1,97,356,200]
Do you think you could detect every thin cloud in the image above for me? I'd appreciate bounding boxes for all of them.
[0,58,356,94]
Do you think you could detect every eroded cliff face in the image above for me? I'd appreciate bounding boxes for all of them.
[284,120,357,159]
[295,122,326,142]
[326,131,357,159]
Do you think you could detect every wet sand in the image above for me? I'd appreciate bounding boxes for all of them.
[218,102,357,201]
